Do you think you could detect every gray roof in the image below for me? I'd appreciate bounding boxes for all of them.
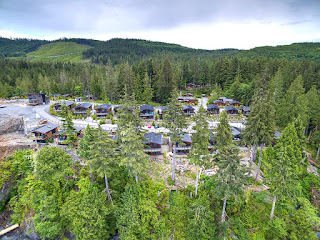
[52,94,61,97]
[31,123,58,134]
[54,100,74,107]
[274,131,282,139]
[140,105,154,111]
[219,97,233,103]
[63,94,72,97]
[225,106,238,111]
[232,127,242,136]
[143,132,162,145]
[55,126,83,135]
[242,106,250,111]
[161,106,169,111]
[75,103,92,109]
[230,100,241,104]
[207,104,219,110]
[182,105,195,111]
[184,93,194,96]
[95,104,112,110]
[178,96,196,101]
[214,100,224,104]
[180,133,192,143]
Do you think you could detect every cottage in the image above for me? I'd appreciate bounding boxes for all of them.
[241,106,250,116]
[230,100,241,107]
[95,104,112,117]
[183,93,194,97]
[31,123,58,143]
[232,127,242,140]
[55,126,83,146]
[143,132,162,155]
[175,134,192,154]
[73,103,92,117]
[177,96,196,104]
[207,104,220,114]
[63,94,73,99]
[225,106,239,115]
[27,93,50,105]
[213,100,225,106]
[182,105,195,117]
[140,105,154,119]
[53,101,75,112]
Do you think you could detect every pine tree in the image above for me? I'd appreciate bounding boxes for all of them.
[190,106,210,197]
[242,72,275,181]
[60,104,76,147]
[143,72,153,104]
[214,111,250,222]
[157,57,175,103]
[163,93,187,182]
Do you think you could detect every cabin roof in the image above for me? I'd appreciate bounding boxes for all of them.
[242,106,250,111]
[230,100,241,104]
[143,132,162,145]
[54,100,74,107]
[75,103,92,109]
[178,96,196,100]
[140,105,154,111]
[63,94,72,97]
[232,126,242,136]
[55,126,83,135]
[31,123,58,134]
[95,104,112,110]
[182,105,195,111]
[207,104,220,110]
[225,106,238,111]
[180,133,192,143]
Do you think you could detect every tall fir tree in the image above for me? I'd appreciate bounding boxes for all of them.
[60,104,76,147]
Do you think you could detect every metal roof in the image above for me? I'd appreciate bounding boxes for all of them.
[207,104,220,110]
[232,126,242,136]
[178,97,196,100]
[140,105,154,111]
[55,126,83,135]
[225,106,238,111]
[274,131,282,139]
[31,123,58,134]
[182,105,195,111]
[95,104,112,110]
[242,106,250,111]
[214,100,224,103]
[230,100,241,104]
[54,100,74,107]
[180,133,192,143]
[75,103,92,109]
[143,132,162,145]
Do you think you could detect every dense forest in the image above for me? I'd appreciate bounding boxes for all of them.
[0,37,320,239]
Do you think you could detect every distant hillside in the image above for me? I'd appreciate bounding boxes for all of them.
[239,42,320,61]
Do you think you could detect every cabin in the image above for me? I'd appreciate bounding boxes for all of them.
[175,134,192,154]
[186,83,195,90]
[183,93,194,97]
[31,123,58,143]
[52,101,75,112]
[95,104,112,117]
[143,132,162,155]
[225,106,239,115]
[207,104,220,114]
[63,94,73,99]
[219,97,233,104]
[214,100,225,106]
[230,100,241,107]
[27,93,50,105]
[241,106,250,116]
[73,103,92,117]
[55,126,83,146]
[232,127,242,140]
[178,96,196,104]
[182,105,195,117]
[140,105,154,119]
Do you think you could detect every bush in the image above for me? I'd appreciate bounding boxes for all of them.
[92,115,97,120]
[164,151,167,159]
[100,120,106,125]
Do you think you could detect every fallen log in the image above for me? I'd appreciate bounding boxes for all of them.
[0,224,19,236]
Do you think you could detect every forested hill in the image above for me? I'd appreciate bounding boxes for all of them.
[1,37,320,64]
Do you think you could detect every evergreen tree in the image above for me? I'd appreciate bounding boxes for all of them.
[190,106,210,197]
[163,93,187,182]
[143,72,153,103]
[157,57,175,103]
[60,104,76,147]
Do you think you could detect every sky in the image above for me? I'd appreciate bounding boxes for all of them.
[0,0,320,50]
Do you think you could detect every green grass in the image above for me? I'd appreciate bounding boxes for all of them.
[11,42,91,63]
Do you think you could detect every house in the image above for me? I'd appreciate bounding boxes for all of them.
[241,106,250,116]
[214,100,225,106]
[186,83,195,90]
[75,97,82,103]
[55,126,83,146]
[27,93,50,105]
[230,100,241,107]
[73,103,92,117]
[182,105,195,117]
[95,104,112,117]
[140,105,154,119]
[232,127,242,140]
[52,101,75,112]
[207,104,220,114]
[225,106,239,115]
[63,94,73,99]
[175,134,192,154]
[183,93,194,97]
[31,123,58,143]
[219,97,233,104]
[177,96,196,104]
[143,132,162,155]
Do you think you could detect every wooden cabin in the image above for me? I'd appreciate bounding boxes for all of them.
[225,106,239,115]
[95,104,112,117]
[27,93,49,105]
[178,96,196,104]
[230,100,241,107]
[73,103,92,117]
[143,132,162,155]
[175,134,192,154]
[241,106,250,116]
[55,126,83,146]
[53,101,75,112]
[31,123,58,143]
[213,100,225,106]
[207,104,220,114]
[140,105,154,119]
[182,105,195,117]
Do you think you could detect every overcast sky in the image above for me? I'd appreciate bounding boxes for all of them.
[1,0,320,49]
